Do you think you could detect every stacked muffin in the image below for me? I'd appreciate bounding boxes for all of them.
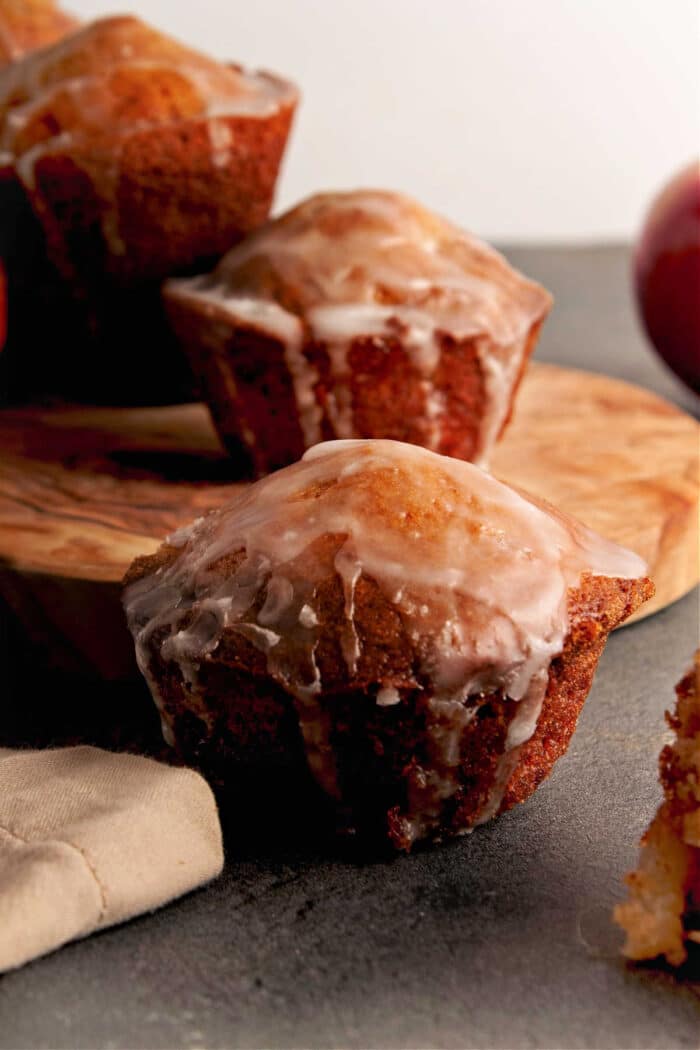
[165,190,552,475]
[0,8,297,401]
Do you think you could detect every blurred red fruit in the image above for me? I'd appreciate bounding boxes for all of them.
[635,161,700,394]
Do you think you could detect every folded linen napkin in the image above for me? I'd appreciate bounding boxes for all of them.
[0,746,224,973]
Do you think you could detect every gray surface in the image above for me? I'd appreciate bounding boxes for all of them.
[1,245,699,1049]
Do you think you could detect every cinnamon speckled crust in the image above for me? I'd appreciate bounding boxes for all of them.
[124,539,653,850]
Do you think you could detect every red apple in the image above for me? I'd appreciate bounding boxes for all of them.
[635,161,700,394]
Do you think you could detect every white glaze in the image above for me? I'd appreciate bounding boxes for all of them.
[167,517,205,548]
[167,191,552,464]
[472,338,534,467]
[124,439,647,835]
[207,118,233,169]
[172,278,304,348]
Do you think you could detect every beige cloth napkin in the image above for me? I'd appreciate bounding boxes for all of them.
[0,746,224,973]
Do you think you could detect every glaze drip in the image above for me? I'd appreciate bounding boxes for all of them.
[124,440,647,828]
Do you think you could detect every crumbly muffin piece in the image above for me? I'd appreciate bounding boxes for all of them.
[614,652,700,966]
[123,439,652,850]
[164,191,552,475]
[0,14,297,403]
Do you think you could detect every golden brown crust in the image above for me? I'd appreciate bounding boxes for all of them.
[0,0,78,65]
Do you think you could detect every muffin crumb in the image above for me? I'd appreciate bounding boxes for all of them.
[614,652,700,966]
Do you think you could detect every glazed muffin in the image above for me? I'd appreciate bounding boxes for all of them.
[124,439,652,850]
[614,652,700,966]
[163,191,552,476]
[0,14,297,403]
[0,0,78,64]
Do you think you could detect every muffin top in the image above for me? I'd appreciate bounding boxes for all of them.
[0,0,78,65]
[0,14,296,158]
[170,189,553,353]
[124,439,647,735]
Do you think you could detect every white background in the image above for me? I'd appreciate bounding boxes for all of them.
[67,0,699,243]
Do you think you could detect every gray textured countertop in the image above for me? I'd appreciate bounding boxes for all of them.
[1,245,698,1049]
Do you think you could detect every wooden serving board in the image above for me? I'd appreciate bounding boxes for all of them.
[0,362,697,680]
